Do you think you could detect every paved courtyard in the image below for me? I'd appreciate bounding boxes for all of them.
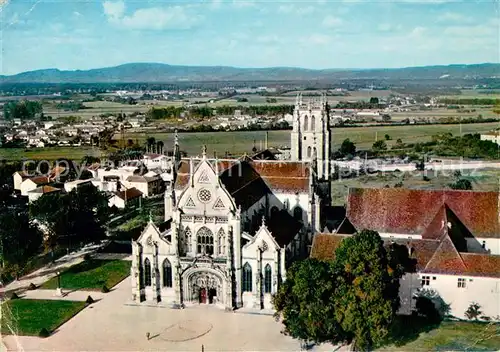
[3,277,341,352]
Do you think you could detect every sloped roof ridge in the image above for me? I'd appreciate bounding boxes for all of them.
[424,234,466,271]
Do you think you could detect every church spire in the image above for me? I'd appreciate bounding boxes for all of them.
[202,145,207,159]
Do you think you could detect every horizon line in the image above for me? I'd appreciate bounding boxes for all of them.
[3,61,496,77]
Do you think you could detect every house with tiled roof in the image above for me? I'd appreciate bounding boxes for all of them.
[27,185,62,203]
[131,95,332,312]
[311,187,500,321]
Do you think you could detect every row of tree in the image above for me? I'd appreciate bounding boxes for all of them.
[439,98,500,106]
[3,100,43,120]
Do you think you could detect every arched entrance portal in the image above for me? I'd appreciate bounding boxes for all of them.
[185,269,224,305]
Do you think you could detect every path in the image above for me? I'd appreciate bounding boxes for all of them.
[0,243,129,296]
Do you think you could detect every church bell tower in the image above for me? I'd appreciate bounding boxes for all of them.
[290,93,331,181]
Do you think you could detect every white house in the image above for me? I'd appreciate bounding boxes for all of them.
[480,131,500,145]
[20,176,50,196]
[123,172,163,197]
[64,179,94,193]
[142,153,170,171]
[28,185,61,203]
[108,187,143,209]
[13,171,31,191]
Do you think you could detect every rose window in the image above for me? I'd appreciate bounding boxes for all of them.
[198,189,212,203]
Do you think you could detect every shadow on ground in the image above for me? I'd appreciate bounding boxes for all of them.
[386,314,440,347]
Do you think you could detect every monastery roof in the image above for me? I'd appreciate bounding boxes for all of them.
[266,210,303,247]
[311,233,500,279]
[346,188,500,239]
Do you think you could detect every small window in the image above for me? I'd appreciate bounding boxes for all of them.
[421,275,430,286]
[432,277,436,280]
[303,136,307,141]
[482,241,486,249]
[457,278,466,288]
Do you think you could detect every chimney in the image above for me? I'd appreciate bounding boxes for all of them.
[265,131,268,149]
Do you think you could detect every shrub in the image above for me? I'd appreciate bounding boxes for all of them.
[86,295,95,304]
[465,302,482,320]
[39,328,50,338]
[415,296,441,324]
[83,253,91,261]
[101,285,110,293]
[28,283,37,290]
[10,292,19,300]
[423,176,430,181]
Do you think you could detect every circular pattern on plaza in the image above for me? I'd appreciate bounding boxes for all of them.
[159,320,213,342]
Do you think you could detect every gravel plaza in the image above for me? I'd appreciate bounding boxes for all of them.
[3,277,340,352]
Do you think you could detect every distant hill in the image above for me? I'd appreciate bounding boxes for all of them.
[1,63,498,83]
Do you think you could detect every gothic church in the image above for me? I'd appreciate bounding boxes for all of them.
[131,94,332,310]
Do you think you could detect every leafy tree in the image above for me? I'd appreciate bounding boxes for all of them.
[369,97,379,104]
[415,159,425,171]
[273,258,350,347]
[372,140,387,153]
[339,138,356,156]
[333,230,401,350]
[465,302,482,321]
[30,184,109,252]
[0,209,43,280]
[384,134,391,141]
[146,137,156,153]
[449,179,473,190]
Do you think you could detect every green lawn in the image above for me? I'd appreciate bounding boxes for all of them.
[1,299,86,336]
[41,259,130,290]
[381,320,500,351]
[0,146,100,161]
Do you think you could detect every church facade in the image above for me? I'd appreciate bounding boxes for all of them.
[130,95,332,310]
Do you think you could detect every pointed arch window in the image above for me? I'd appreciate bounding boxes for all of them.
[307,146,312,158]
[242,262,252,292]
[311,115,315,131]
[185,227,192,253]
[217,228,226,255]
[197,227,214,255]
[144,258,152,287]
[303,115,309,131]
[293,206,303,221]
[264,264,272,293]
[162,259,172,287]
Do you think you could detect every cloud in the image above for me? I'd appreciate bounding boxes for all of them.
[409,26,427,38]
[377,23,402,32]
[437,12,472,23]
[444,24,494,36]
[232,1,256,9]
[73,11,82,17]
[103,2,201,30]
[277,4,315,15]
[256,35,280,44]
[322,15,343,28]
[103,0,125,21]
[301,33,331,45]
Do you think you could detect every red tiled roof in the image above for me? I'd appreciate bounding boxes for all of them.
[311,233,500,278]
[347,188,500,239]
[114,187,143,200]
[30,176,50,185]
[310,233,349,261]
[460,253,500,278]
[422,235,467,275]
[29,185,61,194]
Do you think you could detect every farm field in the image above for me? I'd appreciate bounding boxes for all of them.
[330,169,500,206]
[0,146,100,161]
[1,122,498,161]
[122,122,500,156]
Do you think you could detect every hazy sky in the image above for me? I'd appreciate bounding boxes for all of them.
[1,0,498,75]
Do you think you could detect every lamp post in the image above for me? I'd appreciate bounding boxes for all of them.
[55,271,63,297]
